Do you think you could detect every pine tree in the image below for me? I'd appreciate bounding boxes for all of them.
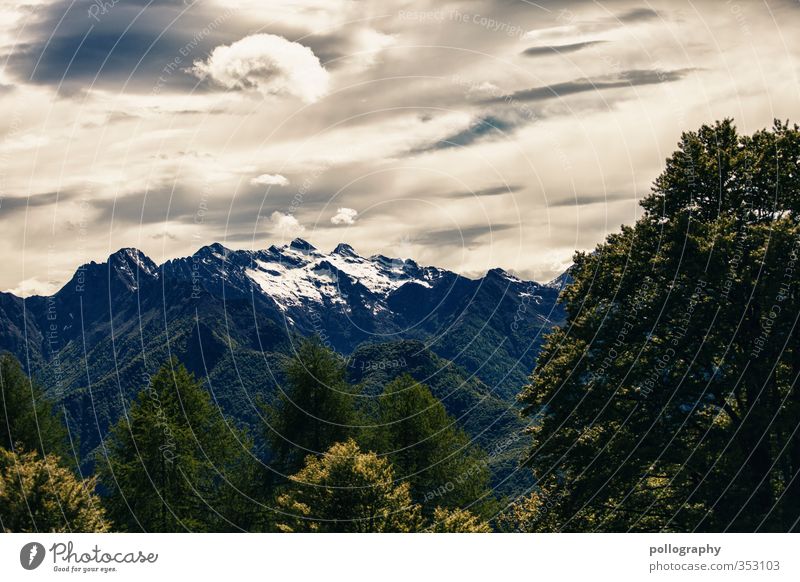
[275,439,422,532]
[0,447,109,532]
[371,374,494,515]
[98,359,259,531]
[0,354,69,459]
[265,337,358,474]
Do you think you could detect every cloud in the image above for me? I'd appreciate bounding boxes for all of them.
[618,8,660,23]
[267,211,304,240]
[250,173,289,186]
[415,224,516,249]
[0,191,70,216]
[330,207,357,225]
[190,33,330,103]
[414,114,525,153]
[448,184,524,199]
[521,41,605,57]
[483,69,694,104]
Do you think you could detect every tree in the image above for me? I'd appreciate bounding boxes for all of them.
[371,374,494,515]
[99,359,259,532]
[0,354,69,459]
[265,337,358,474]
[427,507,491,532]
[0,447,109,532]
[275,439,422,532]
[519,119,800,532]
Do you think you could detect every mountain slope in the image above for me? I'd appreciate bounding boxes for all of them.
[0,240,564,471]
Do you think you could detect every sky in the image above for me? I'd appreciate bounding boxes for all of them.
[0,0,798,295]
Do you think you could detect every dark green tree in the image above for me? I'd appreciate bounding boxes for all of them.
[265,337,358,474]
[0,353,69,459]
[519,119,800,532]
[99,359,260,531]
[372,374,494,516]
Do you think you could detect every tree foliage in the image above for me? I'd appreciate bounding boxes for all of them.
[276,439,422,532]
[0,354,69,459]
[520,119,800,532]
[428,506,491,532]
[0,447,109,532]
[371,374,494,515]
[265,337,358,475]
[99,359,259,531]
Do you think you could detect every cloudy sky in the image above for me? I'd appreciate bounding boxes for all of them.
[0,0,798,295]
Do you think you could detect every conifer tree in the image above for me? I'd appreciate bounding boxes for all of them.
[99,359,259,531]
[265,337,358,474]
[372,374,494,515]
[0,354,69,459]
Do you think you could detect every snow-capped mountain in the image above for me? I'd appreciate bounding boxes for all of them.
[0,239,566,464]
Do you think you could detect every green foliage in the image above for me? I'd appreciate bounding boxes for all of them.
[264,337,359,474]
[369,374,495,516]
[98,359,260,531]
[0,353,69,460]
[428,506,491,532]
[348,341,535,499]
[520,119,800,532]
[0,447,109,532]
[276,439,423,532]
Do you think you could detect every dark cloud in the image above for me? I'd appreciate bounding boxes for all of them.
[448,184,524,199]
[5,1,233,93]
[483,69,694,104]
[0,191,73,216]
[548,192,632,207]
[414,115,522,153]
[618,8,660,23]
[415,223,516,248]
[521,41,605,57]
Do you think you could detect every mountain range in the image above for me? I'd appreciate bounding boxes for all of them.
[0,239,565,488]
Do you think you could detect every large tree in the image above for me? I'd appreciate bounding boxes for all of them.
[0,447,109,532]
[0,354,69,460]
[371,374,494,515]
[519,119,800,532]
[265,337,358,475]
[275,439,422,532]
[99,359,260,531]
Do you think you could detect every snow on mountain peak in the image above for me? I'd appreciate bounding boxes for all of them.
[244,241,435,310]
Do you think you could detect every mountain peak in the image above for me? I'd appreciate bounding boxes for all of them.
[333,243,358,257]
[289,238,316,253]
[107,247,159,280]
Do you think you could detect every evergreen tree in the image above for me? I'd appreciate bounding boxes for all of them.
[275,439,422,532]
[519,119,800,532]
[265,337,358,474]
[99,359,260,531]
[0,447,109,532]
[0,354,69,459]
[372,374,494,515]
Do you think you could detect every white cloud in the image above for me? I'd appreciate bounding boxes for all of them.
[190,33,330,103]
[345,28,396,70]
[250,173,289,186]
[330,207,357,225]
[268,211,305,241]
[7,276,58,298]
